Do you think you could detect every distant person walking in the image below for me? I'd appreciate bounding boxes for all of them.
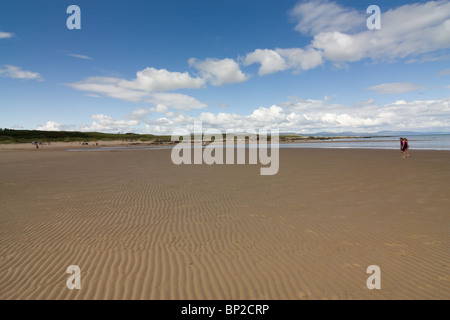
[403,138,410,158]
[400,137,410,158]
[34,141,39,149]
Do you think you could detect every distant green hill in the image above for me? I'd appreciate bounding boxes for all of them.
[0,129,171,144]
[0,128,356,144]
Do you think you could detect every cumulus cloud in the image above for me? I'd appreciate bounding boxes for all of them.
[245,48,324,75]
[249,105,286,124]
[67,69,207,110]
[36,121,67,131]
[366,82,425,94]
[247,0,450,75]
[312,31,365,62]
[245,49,287,75]
[40,97,450,134]
[0,31,14,39]
[276,48,324,71]
[147,92,206,110]
[78,114,140,133]
[189,58,249,85]
[152,104,169,113]
[0,65,43,81]
[37,117,140,134]
[119,67,205,91]
[141,97,450,134]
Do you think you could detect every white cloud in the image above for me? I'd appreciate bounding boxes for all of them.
[144,124,174,135]
[79,114,139,133]
[67,76,149,103]
[127,105,170,122]
[311,1,450,62]
[366,82,425,94]
[91,114,138,125]
[245,49,288,75]
[128,108,151,121]
[312,31,365,62]
[67,65,210,110]
[289,0,365,36]
[0,31,14,39]
[249,105,286,124]
[146,92,206,110]
[67,53,93,60]
[189,58,249,85]
[248,0,450,76]
[119,67,205,91]
[37,117,139,133]
[139,97,450,134]
[245,48,324,75]
[44,97,450,135]
[36,121,73,131]
[439,68,450,76]
[36,121,62,131]
[0,65,43,81]
[151,104,169,113]
[285,97,450,132]
[67,73,207,110]
[276,48,324,71]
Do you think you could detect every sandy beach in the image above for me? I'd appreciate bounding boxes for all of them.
[0,145,449,300]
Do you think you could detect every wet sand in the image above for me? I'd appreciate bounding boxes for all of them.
[0,146,449,299]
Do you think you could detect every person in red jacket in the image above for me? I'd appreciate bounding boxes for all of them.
[401,138,410,158]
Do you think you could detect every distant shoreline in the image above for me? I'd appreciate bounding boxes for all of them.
[2,137,450,152]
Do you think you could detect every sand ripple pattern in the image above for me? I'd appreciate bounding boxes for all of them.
[0,149,449,299]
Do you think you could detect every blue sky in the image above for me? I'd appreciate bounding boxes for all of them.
[1,0,449,134]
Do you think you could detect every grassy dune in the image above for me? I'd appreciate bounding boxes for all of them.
[0,129,171,144]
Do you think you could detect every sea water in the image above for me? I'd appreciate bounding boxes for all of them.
[279,135,450,151]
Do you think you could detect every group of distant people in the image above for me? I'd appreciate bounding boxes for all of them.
[32,141,52,149]
[400,137,410,158]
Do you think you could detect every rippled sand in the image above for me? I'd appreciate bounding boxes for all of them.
[0,146,449,299]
